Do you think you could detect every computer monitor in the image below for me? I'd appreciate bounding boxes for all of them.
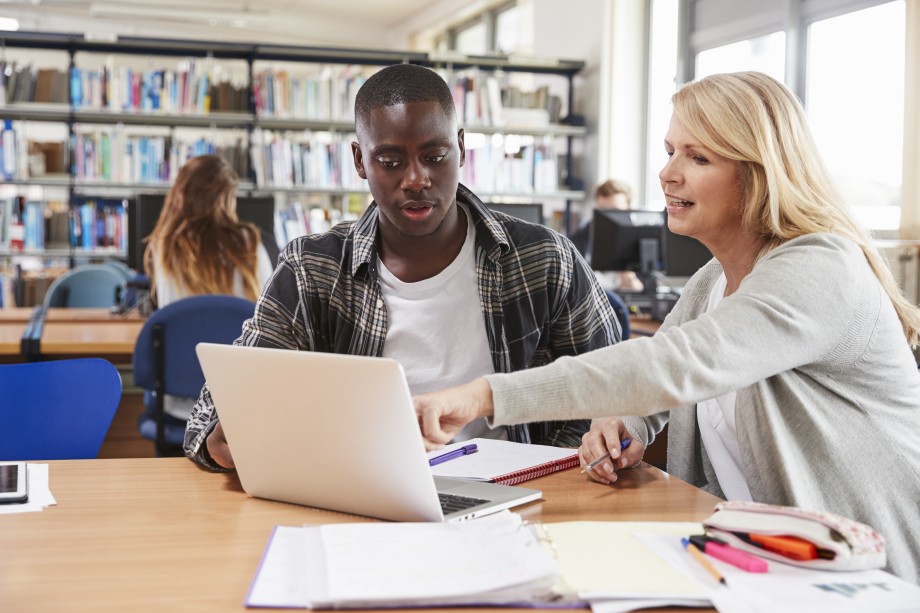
[662,221,712,277]
[590,209,664,274]
[486,203,544,225]
[127,194,276,274]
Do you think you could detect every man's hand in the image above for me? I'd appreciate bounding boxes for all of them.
[414,378,495,450]
[206,422,235,469]
[579,418,645,484]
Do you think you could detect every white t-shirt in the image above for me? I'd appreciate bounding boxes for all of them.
[696,272,753,501]
[379,204,506,442]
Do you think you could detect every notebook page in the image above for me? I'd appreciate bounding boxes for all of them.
[542,521,707,599]
[428,438,577,481]
[320,511,558,605]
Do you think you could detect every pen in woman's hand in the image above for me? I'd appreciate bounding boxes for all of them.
[580,439,631,474]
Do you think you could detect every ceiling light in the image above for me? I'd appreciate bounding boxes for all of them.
[89,3,270,25]
[0,18,20,31]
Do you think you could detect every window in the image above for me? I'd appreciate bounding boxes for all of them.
[806,2,905,231]
[495,5,520,53]
[655,0,910,233]
[695,32,786,81]
[454,19,488,55]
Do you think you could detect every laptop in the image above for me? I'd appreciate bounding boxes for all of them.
[195,343,542,522]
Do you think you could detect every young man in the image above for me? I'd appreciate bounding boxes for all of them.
[184,63,620,470]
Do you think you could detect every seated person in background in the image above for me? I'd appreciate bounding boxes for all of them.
[414,72,920,582]
[184,63,620,471]
[143,154,275,421]
[570,179,644,292]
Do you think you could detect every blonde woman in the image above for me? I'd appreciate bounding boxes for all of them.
[144,154,274,308]
[415,72,920,582]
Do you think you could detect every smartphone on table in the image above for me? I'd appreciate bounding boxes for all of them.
[0,461,29,504]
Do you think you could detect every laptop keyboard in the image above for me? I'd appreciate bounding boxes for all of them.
[438,492,489,514]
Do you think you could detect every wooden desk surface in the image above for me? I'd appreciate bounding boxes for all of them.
[0,321,26,355]
[0,458,721,612]
[39,320,144,356]
[44,307,146,322]
[629,316,663,337]
[0,307,36,323]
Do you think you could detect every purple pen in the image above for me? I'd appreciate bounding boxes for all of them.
[429,443,478,466]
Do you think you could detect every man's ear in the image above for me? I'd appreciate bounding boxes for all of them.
[457,128,465,168]
[351,141,367,179]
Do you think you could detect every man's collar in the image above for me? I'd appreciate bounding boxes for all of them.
[348,184,512,278]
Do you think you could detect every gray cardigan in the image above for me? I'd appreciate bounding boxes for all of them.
[486,233,920,582]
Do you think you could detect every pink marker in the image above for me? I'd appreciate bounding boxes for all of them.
[689,535,769,573]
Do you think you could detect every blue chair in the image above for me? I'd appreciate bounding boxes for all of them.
[43,264,126,308]
[605,290,631,340]
[0,358,122,460]
[133,295,255,456]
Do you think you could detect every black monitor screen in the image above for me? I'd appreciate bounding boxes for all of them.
[486,203,543,225]
[661,212,712,277]
[591,209,664,272]
[128,194,276,274]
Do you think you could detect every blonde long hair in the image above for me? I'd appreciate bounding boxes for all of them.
[144,155,261,301]
[672,71,920,348]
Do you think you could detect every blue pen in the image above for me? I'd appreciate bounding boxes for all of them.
[428,443,478,466]
[580,439,631,473]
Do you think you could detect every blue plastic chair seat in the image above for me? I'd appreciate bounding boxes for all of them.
[133,295,256,456]
[0,358,122,461]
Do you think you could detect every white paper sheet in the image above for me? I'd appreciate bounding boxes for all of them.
[0,464,55,514]
[636,532,920,613]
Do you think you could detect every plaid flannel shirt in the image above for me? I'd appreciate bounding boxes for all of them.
[185,185,621,470]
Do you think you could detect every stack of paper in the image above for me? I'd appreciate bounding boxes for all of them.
[247,511,562,608]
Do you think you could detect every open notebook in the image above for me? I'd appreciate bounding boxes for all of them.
[427,438,579,485]
[196,343,541,522]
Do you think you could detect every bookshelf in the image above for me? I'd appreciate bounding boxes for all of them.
[0,30,588,284]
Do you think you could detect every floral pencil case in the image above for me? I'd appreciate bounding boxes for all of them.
[702,500,886,572]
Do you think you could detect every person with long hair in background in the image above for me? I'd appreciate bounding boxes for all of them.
[144,154,275,423]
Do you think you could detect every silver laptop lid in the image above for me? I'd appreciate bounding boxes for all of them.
[195,343,540,522]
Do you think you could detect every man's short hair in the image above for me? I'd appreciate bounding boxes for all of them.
[594,179,632,203]
[354,63,457,127]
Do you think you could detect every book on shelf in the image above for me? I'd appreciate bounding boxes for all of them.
[427,438,579,485]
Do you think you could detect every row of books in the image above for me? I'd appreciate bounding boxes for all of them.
[252,66,368,121]
[0,197,126,252]
[70,62,248,114]
[461,136,559,194]
[249,128,363,189]
[273,200,351,247]
[0,63,70,106]
[72,128,247,183]
[444,70,563,128]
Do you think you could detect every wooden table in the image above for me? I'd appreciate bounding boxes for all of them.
[0,306,146,362]
[0,458,721,612]
[0,321,26,356]
[629,316,663,338]
[39,319,144,359]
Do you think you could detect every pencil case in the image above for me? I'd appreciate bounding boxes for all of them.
[701,500,886,572]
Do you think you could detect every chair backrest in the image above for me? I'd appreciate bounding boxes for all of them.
[605,290,631,340]
[43,264,127,308]
[0,358,123,461]
[133,295,256,398]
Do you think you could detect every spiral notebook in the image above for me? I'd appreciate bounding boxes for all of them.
[427,438,579,485]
